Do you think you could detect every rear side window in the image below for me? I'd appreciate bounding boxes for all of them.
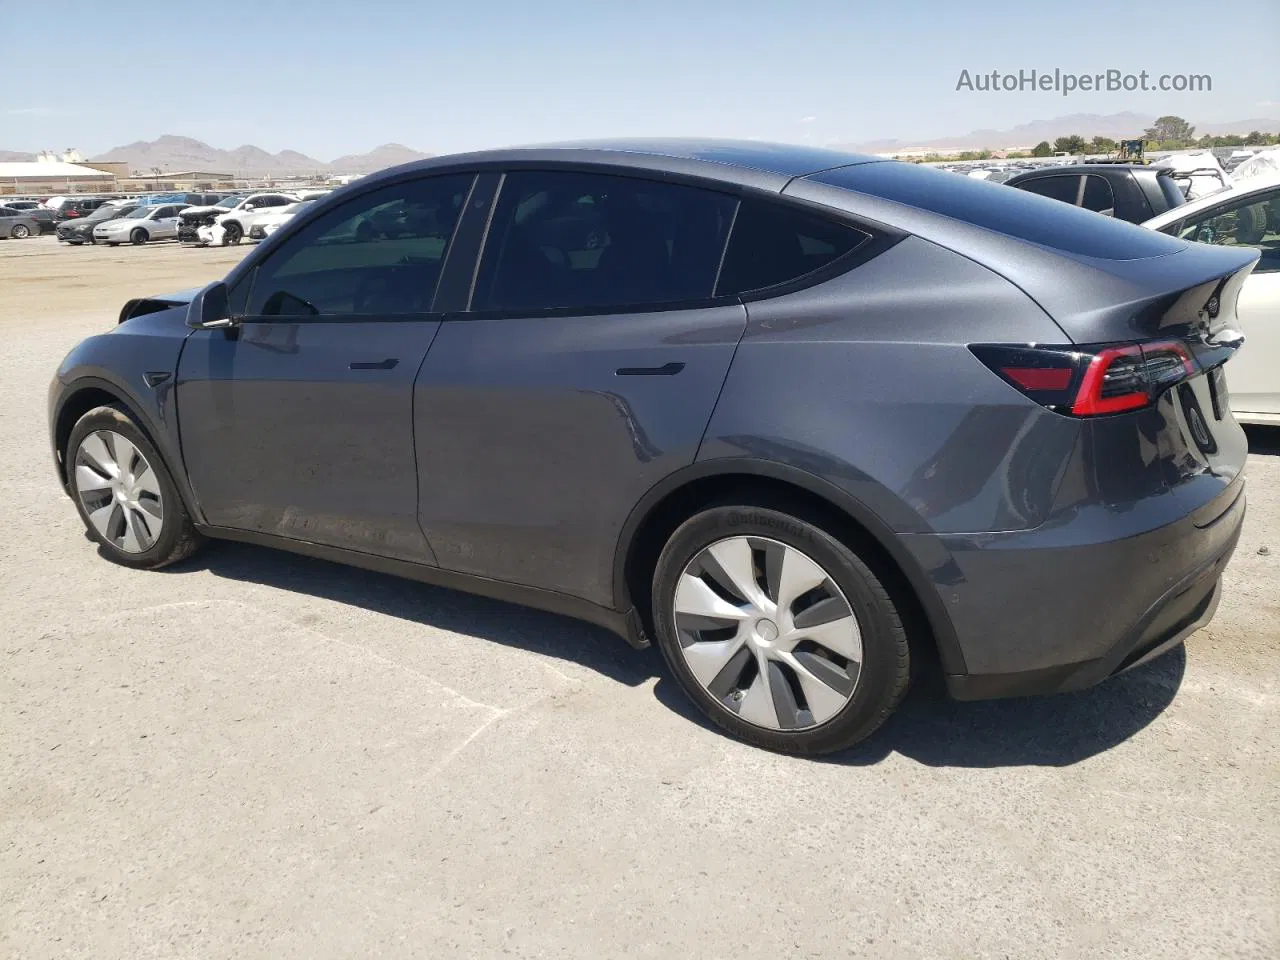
[716,199,870,296]
[1014,175,1081,205]
[473,171,736,313]
[816,162,1186,260]
[1081,175,1115,215]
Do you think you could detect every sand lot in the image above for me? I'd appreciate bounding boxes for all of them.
[2,235,1277,959]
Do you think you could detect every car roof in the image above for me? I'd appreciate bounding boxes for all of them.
[360,138,884,193]
[1008,164,1158,178]
[1143,172,1280,228]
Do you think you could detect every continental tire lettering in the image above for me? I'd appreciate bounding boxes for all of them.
[726,512,807,539]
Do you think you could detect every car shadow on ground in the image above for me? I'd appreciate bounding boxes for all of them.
[173,540,661,689]
[1245,425,1280,456]
[654,649,1187,768]
[174,539,1185,769]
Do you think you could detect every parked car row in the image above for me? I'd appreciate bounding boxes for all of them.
[0,189,330,245]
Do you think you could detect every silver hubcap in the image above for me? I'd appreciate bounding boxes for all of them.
[673,536,863,731]
[73,430,164,554]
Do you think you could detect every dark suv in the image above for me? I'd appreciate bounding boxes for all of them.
[1004,164,1186,223]
[48,140,1253,754]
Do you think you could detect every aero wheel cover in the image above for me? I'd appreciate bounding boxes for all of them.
[673,536,863,731]
[74,430,165,554]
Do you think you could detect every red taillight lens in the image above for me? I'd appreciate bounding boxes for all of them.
[1001,366,1074,392]
[1070,344,1147,415]
[970,339,1199,417]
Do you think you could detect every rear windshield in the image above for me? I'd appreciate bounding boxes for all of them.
[813,161,1186,260]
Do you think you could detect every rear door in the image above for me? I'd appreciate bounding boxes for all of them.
[176,172,475,561]
[1174,186,1280,419]
[413,168,745,605]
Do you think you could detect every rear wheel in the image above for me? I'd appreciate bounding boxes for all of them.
[652,505,910,755]
[10,224,30,239]
[130,228,148,245]
[66,405,203,569]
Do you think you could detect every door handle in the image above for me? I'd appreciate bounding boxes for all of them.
[349,358,399,370]
[616,361,685,376]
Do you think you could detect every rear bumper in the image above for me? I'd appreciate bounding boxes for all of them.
[910,477,1246,700]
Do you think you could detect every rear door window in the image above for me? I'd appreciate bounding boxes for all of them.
[1081,175,1116,215]
[472,170,736,313]
[716,200,870,296]
[1015,175,1082,205]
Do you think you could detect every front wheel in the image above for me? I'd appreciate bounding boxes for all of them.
[66,405,204,569]
[652,505,910,755]
[130,228,148,245]
[221,222,243,245]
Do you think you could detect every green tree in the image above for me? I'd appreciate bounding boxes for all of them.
[1088,136,1117,154]
[1245,130,1265,145]
[1031,140,1053,157]
[1143,116,1196,146]
[1053,135,1087,154]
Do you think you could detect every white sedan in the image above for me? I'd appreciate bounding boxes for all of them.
[92,204,189,246]
[1145,176,1280,426]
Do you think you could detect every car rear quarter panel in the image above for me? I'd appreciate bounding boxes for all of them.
[698,234,1079,536]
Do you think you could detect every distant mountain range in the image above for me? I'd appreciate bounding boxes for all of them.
[4,112,1278,174]
[833,112,1280,154]
[0,136,434,176]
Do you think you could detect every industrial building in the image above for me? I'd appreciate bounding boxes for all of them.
[0,158,117,196]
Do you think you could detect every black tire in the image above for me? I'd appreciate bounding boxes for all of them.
[11,224,30,239]
[222,222,243,245]
[130,228,148,245]
[66,404,204,569]
[652,505,910,755]
[107,242,119,247]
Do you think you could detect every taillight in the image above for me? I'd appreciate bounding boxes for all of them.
[969,340,1198,417]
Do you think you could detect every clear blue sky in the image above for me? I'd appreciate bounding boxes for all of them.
[3,0,1276,158]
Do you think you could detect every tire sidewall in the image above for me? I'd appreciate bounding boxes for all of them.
[66,406,188,569]
[652,505,907,754]
[130,228,147,245]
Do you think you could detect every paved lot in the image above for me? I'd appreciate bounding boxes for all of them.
[2,236,1277,959]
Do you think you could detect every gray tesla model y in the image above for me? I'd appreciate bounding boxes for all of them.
[49,140,1255,754]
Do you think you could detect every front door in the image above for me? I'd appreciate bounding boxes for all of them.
[413,169,747,606]
[176,171,476,561]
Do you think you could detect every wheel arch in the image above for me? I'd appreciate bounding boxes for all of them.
[52,377,203,524]
[613,459,966,674]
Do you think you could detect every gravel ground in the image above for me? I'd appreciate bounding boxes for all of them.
[2,236,1277,959]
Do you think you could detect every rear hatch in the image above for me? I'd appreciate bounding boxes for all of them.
[969,242,1257,516]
